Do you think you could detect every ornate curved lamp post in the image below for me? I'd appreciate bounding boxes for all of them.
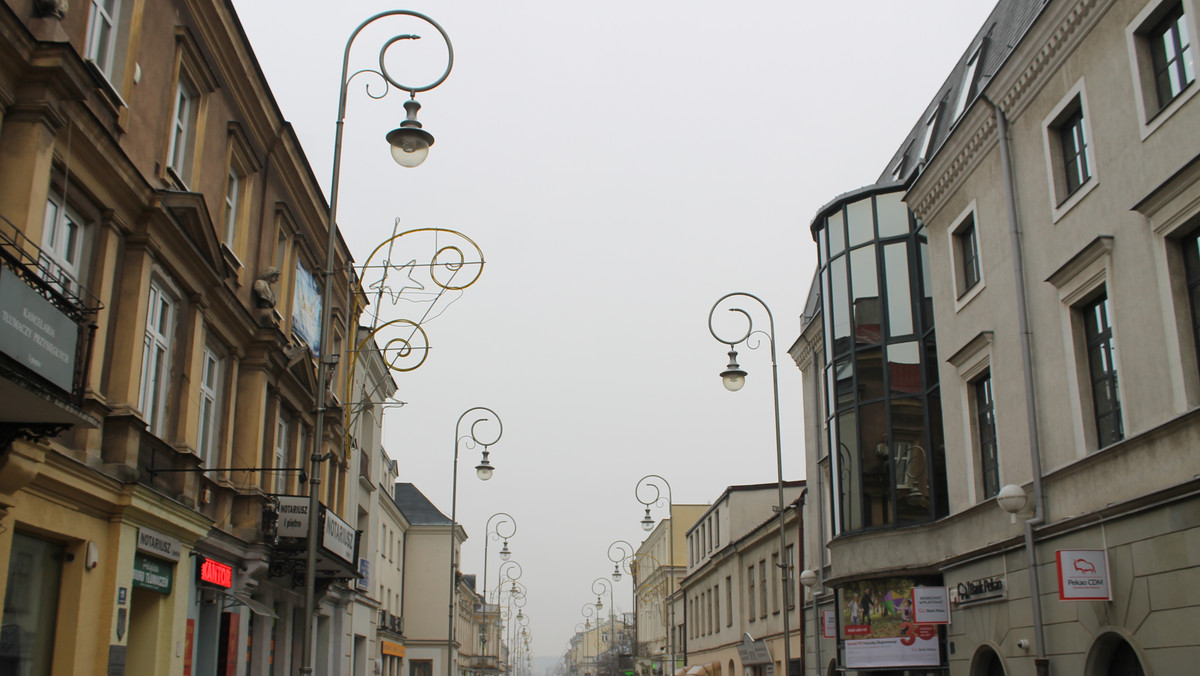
[302,11,452,676]
[635,474,676,674]
[447,407,503,676]
[708,292,793,676]
[482,512,517,598]
[608,540,639,667]
[593,576,616,676]
[582,602,601,676]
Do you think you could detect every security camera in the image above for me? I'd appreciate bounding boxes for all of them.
[1016,639,1029,650]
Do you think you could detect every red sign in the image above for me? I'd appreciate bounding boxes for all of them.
[200,558,233,588]
[184,619,194,676]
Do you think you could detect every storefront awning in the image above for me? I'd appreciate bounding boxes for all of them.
[215,589,277,617]
[686,663,720,676]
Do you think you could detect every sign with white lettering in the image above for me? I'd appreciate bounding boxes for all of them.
[276,496,310,538]
[0,266,78,391]
[322,506,355,564]
[952,576,1006,607]
[132,553,173,593]
[136,527,181,562]
[1056,550,1111,601]
[357,558,371,592]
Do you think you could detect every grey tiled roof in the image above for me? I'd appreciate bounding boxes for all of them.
[879,0,1047,183]
[393,482,452,525]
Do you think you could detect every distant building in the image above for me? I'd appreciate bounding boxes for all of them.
[632,504,706,676]
[792,0,1200,674]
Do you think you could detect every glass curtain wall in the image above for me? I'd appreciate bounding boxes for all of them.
[816,187,947,534]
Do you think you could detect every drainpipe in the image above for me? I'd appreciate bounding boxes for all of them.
[983,94,1049,676]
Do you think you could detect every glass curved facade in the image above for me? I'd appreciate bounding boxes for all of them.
[815,186,947,533]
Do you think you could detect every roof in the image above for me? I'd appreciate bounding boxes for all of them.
[393,482,452,525]
[880,0,1046,184]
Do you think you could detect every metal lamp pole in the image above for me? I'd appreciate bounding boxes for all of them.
[593,577,615,676]
[634,475,675,675]
[447,407,504,676]
[608,540,636,668]
[302,10,452,676]
[482,512,517,599]
[708,292,793,676]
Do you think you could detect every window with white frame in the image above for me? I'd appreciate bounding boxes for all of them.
[167,72,199,182]
[758,560,767,619]
[41,187,87,294]
[952,46,982,120]
[274,411,290,494]
[1128,0,1196,132]
[222,168,242,248]
[919,105,941,162]
[1044,81,1099,220]
[1149,3,1195,107]
[139,280,175,437]
[197,343,223,468]
[85,0,121,81]
[951,207,983,301]
[1184,228,1200,372]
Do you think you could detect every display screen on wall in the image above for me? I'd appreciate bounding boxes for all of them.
[291,262,322,354]
[839,577,943,669]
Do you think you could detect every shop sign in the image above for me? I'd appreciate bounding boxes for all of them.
[1056,550,1111,601]
[736,634,773,665]
[276,496,309,537]
[839,577,942,669]
[322,506,355,564]
[137,527,181,562]
[912,586,950,624]
[199,557,233,588]
[132,552,173,593]
[381,640,405,657]
[821,609,836,639]
[0,266,78,391]
[357,558,371,592]
[952,576,1006,607]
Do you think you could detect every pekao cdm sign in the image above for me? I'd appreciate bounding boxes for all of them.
[1056,550,1111,601]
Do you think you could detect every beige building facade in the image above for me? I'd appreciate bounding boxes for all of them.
[792,0,1200,674]
[677,483,806,676]
[632,504,706,676]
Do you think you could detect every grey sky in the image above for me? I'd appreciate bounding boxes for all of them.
[232,0,997,661]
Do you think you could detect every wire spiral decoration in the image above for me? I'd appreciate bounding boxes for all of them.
[708,291,773,353]
[343,10,454,98]
[635,474,672,511]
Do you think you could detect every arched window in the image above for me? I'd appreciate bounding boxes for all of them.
[970,645,1005,676]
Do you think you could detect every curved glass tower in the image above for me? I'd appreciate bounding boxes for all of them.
[813,185,947,533]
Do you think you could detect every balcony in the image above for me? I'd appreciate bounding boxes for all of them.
[378,609,404,635]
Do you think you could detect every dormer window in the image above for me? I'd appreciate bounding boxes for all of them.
[953,46,983,119]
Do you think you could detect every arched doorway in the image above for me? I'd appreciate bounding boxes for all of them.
[970,645,1005,676]
[1086,633,1146,676]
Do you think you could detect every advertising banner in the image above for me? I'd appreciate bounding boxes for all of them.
[1056,550,1111,600]
[291,262,322,354]
[839,578,942,669]
[821,609,837,639]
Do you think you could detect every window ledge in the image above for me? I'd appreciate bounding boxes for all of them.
[954,282,985,313]
[1052,177,1099,223]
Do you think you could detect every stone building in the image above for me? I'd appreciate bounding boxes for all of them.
[791,0,1200,674]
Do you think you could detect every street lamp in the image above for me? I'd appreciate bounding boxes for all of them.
[708,292,793,676]
[302,10,453,676]
[608,540,639,667]
[447,407,504,676]
[482,512,517,599]
[634,474,676,674]
[799,569,821,676]
[593,577,615,676]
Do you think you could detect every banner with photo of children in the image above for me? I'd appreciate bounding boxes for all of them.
[838,577,943,669]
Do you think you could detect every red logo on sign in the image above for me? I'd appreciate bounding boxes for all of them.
[200,558,233,588]
[915,624,937,640]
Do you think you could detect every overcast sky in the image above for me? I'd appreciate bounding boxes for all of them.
[232,0,998,662]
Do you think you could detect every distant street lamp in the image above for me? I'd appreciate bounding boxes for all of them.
[593,576,616,676]
[634,474,676,673]
[708,292,794,676]
[301,10,452,676]
[447,407,504,676]
[482,512,517,598]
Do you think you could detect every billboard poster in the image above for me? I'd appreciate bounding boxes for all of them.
[291,262,322,354]
[839,577,942,669]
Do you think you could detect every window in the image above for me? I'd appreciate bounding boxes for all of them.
[759,560,767,619]
[918,106,941,162]
[952,46,982,120]
[771,553,780,613]
[785,545,795,609]
[41,188,87,294]
[1184,228,1200,371]
[747,566,756,620]
[274,411,289,494]
[223,168,242,248]
[1044,83,1098,219]
[952,212,982,300]
[974,373,1000,499]
[197,343,223,468]
[1150,4,1195,107]
[3,532,65,676]
[1083,294,1124,447]
[713,583,719,634]
[139,280,175,436]
[1060,107,1091,196]
[725,576,733,626]
[167,72,199,183]
[86,0,121,81]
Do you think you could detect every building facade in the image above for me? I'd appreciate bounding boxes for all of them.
[792,0,1200,674]
[678,482,806,676]
[632,504,706,676]
[0,1,366,674]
